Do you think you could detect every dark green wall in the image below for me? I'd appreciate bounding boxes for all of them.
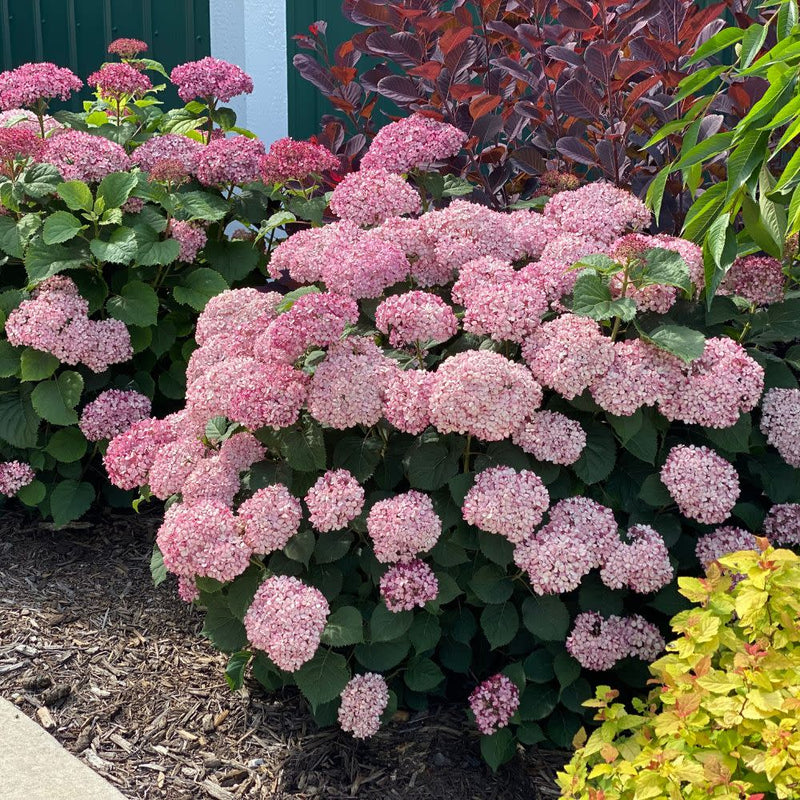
[287,1,358,140]
[0,0,210,109]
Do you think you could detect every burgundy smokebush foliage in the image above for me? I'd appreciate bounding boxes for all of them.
[294,0,760,227]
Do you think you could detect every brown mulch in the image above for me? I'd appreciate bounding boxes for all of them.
[0,506,567,800]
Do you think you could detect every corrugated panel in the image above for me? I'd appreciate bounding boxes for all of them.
[287,1,360,140]
[0,0,211,109]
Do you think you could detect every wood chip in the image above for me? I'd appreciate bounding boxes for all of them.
[35,706,55,729]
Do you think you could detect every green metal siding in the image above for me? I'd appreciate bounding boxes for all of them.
[287,1,358,140]
[0,0,210,109]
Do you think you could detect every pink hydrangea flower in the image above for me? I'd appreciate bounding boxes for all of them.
[696,526,759,568]
[177,576,199,603]
[259,137,339,183]
[545,497,619,566]
[254,291,358,364]
[760,388,800,467]
[383,368,435,434]
[566,613,664,670]
[79,389,152,442]
[657,337,764,429]
[367,490,442,563]
[428,350,542,442]
[512,411,586,465]
[107,38,148,58]
[88,62,152,100]
[133,133,202,175]
[590,339,682,417]
[600,525,673,594]
[185,356,265,425]
[238,484,303,555]
[195,135,265,186]
[522,314,614,400]
[0,461,35,496]
[514,527,596,595]
[41,129,130,182]
[195,288,282,347]
[763,504,800,546]
[660,445,739,524]
[156,500,251,581]
[170,220,207,262]
[370,216,451,287]
[0,128,44,177]
[338,673,389,739]
[544,182,651,243]
[307,340,393,429]
[719,255,784,306]
[147,436,206,500]
[181,454,242,507]
[526,233,606,301]
[360,113,466,173]
[509,210,560,259]
[305,469,365,533]
[244,576,329,671]
[320,232,410,299]
[375,291,458,348]
[380,559,439,611]
[0,108,60,134]
[267,221,360,284]
[469,674,520,735]
[228,361,309,430]
[329,168,422,226]
[0,62,82,110]
[462,466,549,544]
[104,415,180,490]
[170,57,253,103]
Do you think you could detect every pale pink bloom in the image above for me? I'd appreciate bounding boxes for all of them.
[305,470,365,533]
[170,57,253,103]
[367,490,442,563]
[238,485,302,555]
[375,291,458,348]
[719,255,784,306]
[79,389,151,442]
[513,411,586,465]
[380,559,439,612]
[469,674,519,735]
[0,461,35,496]
[760,388,800,467]
[338,673,389,739]
[329,168,421,226]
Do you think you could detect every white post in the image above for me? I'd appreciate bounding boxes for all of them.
[209,0,289,145]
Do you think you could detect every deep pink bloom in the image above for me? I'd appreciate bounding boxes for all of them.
[195,135,265,186]
[0,62,82,110]
[88,62,152,100]
[107,38,148,58]
[133,133,202,175]
[170,57,253,103]
[259,137,338,183]
[104,415,181,490]
[469,674,519,735]
[329,168,422,226]
[380,559,439,611]
[170,220,207,262]
[41,129,130,182]
[0,128,43,176]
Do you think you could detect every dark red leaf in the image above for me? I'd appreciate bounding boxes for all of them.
[511,146,546,174]
[409,61,443,80]
[450,83,484,102]
[556,136,596,165]
[331,66,358,85]
[558,78,602,120]
[376,75,421,104]
[441,26,474,55]
[292,54,336,94]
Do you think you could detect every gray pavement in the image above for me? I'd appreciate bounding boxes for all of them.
[0,698,127,800]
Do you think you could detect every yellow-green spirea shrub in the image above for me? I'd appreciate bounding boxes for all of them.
[558,545,800,800]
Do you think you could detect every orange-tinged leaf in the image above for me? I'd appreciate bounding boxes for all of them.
[440,26,474,55]
[469,94,502,120]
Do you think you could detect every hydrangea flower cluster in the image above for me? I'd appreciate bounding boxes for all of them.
[169,57,253,103]
[107,38,148,58]
[379,559,439,611]
[0,108,60,134]
[171,220,207,262]
[195,135,265,187]
[0,128,44,177]
[512,411,586,465]
[78,389,152,442]
[259,137,339,183]
[0,62,82,110]
[132,133,202,176]
[566,612,665,670]
[719,255,785,306]
[375,291,458,348]
[0,460,35,497]
[660,445,740,524]
[367,491,442,563]
[763,504,800,546]
[360,113,467,173]
[338,674,390,739]
[462,466,549,544]
[238,484,302,555]
[305,469,365,532]
[469,674,520,735]
[695,526,759,568]
[5,276,132,372]
[87,63,152,101]
[40,129,131,182]
[243,576,329,671]
[329,168,422,226]
[760,388,800,467]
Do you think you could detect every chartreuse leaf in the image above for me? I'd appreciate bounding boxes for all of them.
[645,166,671,225]
[49,480,95,527]
[683,182,728,243]
[685,28,744,66]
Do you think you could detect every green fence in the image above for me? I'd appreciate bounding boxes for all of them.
[0,0,210,109]
[287,1,358,140]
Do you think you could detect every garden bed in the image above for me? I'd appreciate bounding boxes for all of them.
[0,507,564,800]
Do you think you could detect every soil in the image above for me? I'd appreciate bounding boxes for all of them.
[0,505,567,800]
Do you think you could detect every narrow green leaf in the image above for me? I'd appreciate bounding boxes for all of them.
[685,28,744,66]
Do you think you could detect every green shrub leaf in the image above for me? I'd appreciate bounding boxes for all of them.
[31,372,83,425]
[49,479,95,527]
[294,649,350,711]
[173,267,228,310]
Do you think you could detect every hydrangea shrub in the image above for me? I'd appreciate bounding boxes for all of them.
[559,546,800,800]
[0,42,340,523]
[106,113,800,767]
